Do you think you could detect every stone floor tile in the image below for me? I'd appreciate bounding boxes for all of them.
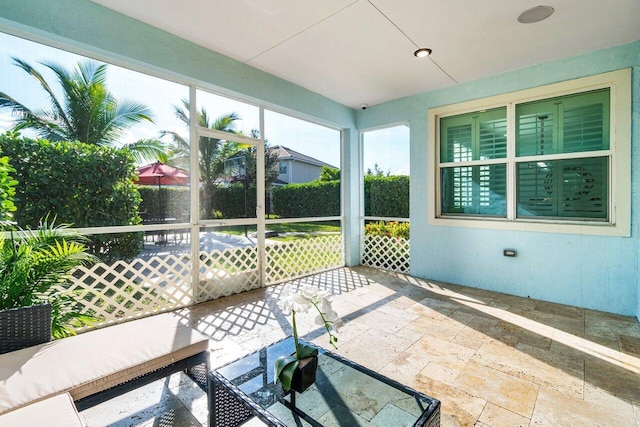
[413,376,486,427]
[584,357,640,402]
[517,330,552,350]
[533,300,585,320]
[409,298,458,319]
[451,287,497,304]
[490,293,536,311]
[447,310,477,326]
[450,333,484,351]
[478,402,530,427]
[619,334,640,356]
[583,384,637,417]
[406,314,469,341]
[336,329,413,372]
[393,324,425,343]
[501,311,556,337]
[474,341,584,399]
[531,387,634,427]
[467,314,501,330]
[80,267,640,427]
[453,361,539,418]
[550,329,620,358]
[585,310,640,339]
[418,361,463,384]
[345,305,412,335]
[383,334,476,385]
[524,310,585,336]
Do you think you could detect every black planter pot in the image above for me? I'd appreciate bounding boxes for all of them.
[290,355,318,393]
[0,303,52,354]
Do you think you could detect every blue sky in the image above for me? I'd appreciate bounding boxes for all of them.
[0,31,408,175]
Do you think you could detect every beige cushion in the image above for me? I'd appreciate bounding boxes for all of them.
[0,393,86,427]
[0,313,209,415]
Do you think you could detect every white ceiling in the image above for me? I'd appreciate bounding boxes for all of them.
[91,0,640,109]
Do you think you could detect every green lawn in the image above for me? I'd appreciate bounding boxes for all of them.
[212,221,341,237]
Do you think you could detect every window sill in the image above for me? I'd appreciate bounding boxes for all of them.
[428,215,629,237]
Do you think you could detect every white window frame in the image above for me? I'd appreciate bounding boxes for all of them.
[427,68,631,237]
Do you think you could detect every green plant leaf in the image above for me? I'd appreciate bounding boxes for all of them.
[296,342,319,360]
[274,354,299,391]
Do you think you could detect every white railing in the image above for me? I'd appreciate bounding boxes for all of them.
[197,246,261,302]
[265,234,343,284]
[361,234,410,273]
[71,254,192,328]
[67,233,344,331]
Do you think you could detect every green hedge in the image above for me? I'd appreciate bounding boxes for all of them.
[138,184,259,220]
[138,186,190,220]
[0,134,142,262]
[268,176,409,219]
[211,184,257,219]
[365,175,409,218]
[273,180,340,218]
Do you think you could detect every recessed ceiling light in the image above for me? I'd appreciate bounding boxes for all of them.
[414,48,432,58]
[517,5,554,24]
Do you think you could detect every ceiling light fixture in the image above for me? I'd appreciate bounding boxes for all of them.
[517,5,554,24]
[414,48,432,58]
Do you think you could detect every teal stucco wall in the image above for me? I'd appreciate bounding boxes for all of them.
[357,41,640,319]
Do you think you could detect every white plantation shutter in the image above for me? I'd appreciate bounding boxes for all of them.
[516,89,609,155]
[515,89,610,220]
[440,108,507,216]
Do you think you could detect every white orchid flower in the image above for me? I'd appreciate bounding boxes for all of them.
[277,283,341,352]
[278,285,313,314]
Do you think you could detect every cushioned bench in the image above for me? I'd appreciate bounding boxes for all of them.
[0,393,86,427]
[0,312,210,425]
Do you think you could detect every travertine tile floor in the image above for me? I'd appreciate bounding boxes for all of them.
[82,266,640,426]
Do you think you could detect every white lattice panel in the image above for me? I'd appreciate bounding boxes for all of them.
[197,247,260,302]
[361,235,410,273]
[65,234,345,331]
[70,254,192,328]
[265,234,343,285]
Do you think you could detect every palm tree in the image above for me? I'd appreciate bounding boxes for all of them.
[161,99,241,217]
[0,57,165,163]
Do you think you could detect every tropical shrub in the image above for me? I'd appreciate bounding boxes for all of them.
[364,221,410,240]
[0,134,142,262]
[0,154,17,222]
[0,218,98,338]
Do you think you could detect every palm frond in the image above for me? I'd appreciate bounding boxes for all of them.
[14,58,72,133]
[122,138,167,164]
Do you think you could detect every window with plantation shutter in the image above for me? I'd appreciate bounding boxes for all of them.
[515,89,610,221]
[439,107,507,216]
[429,69,631,236]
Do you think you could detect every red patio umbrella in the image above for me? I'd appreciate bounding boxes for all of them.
[135,161,189,221]
[135,161,189,186]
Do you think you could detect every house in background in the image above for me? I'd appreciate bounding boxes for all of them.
[272,145,336,185]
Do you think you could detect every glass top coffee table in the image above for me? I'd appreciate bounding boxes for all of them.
[207,337,440,427]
